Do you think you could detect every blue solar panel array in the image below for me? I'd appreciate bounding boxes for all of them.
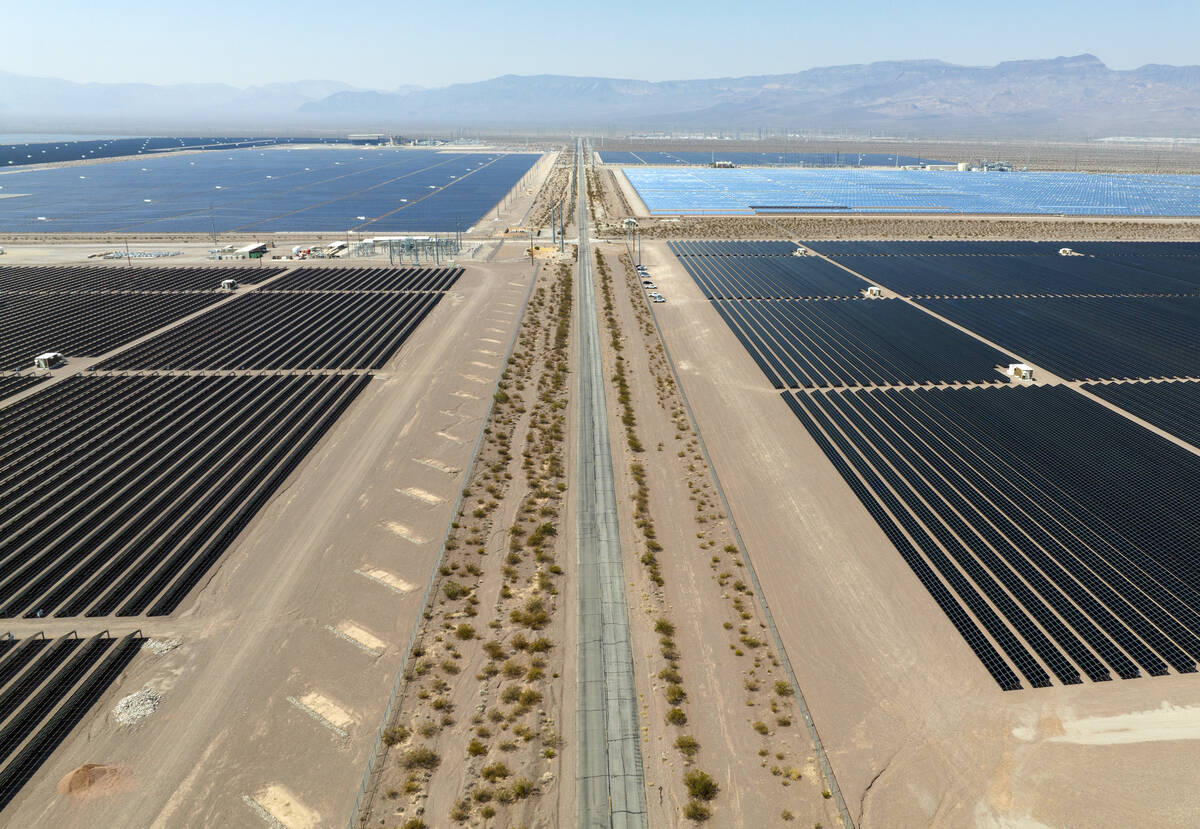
[0,137,344,167]
[0,149,539,233]
[788,385,1200,689]
[599,150,944,167]
[624,168,1200,216]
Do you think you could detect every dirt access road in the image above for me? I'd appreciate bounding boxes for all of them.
[0,250,537,828]
[637,238,1200,828]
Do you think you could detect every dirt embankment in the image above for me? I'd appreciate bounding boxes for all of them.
[362,262,574,828]
[595,246,841,827]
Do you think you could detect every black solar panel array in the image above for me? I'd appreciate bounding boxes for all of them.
[0,373,369,618]
[670,241,1014,388]
[0,292,224,371]
[809,254,1200,297]
[0,265,282,293]
[669,242,866,299]
[803,241,1069,257]
[787,385,1200,690]
[713,298,1012,388]
[1085,381,1200,449]
[93,291,444,370]
[670,241,802,257]
[259,266,462,292]
[0,631,142,809]
[0,375,45,402]
[1078,242,1200,259]
[919,295,1200,380]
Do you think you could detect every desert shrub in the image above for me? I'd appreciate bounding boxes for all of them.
[675,734,700,758]
[666,707,687,726]
[481,762,511,782]
[684,769,719,801]
[401,746,441,771]
[382,725,410,746]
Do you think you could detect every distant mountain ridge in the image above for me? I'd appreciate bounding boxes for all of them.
[4,56,1200,138]
[0,72,384,121]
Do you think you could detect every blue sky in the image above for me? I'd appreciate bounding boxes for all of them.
[4,0,1198,89]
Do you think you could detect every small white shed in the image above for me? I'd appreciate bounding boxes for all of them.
[1006,363,1034,381]
[34,352,64,370]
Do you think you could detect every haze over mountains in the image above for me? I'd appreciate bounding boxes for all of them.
[4,55,1199,138]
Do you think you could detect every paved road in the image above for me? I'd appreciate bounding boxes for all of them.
[573,138,648,829]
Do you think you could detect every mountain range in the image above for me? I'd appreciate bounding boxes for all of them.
[4,55,1200,138]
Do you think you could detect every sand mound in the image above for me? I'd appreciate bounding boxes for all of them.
[56,764,131,799]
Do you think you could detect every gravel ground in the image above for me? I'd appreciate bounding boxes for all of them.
[113,688,161,725]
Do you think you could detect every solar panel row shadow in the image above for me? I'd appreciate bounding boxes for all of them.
[0,265,282,293]
[0,292,225,371]
[919,295,1200,380]
[1084,380,1200,449]
[710,298,1012,388]
[0,373,368,618]
[0,631,142,809]
[787,384,1200,689]
[92,290,444,370]
[259,266,462,292]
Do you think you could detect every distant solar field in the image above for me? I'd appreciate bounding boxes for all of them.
[0,137,345,168]
[599,150,943,167]
[0,148,539,233]
[623,168,1200,216]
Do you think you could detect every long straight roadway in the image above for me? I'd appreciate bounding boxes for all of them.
[573,137,649,829]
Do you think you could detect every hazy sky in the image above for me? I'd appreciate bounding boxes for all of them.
[5,0,1198,89]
